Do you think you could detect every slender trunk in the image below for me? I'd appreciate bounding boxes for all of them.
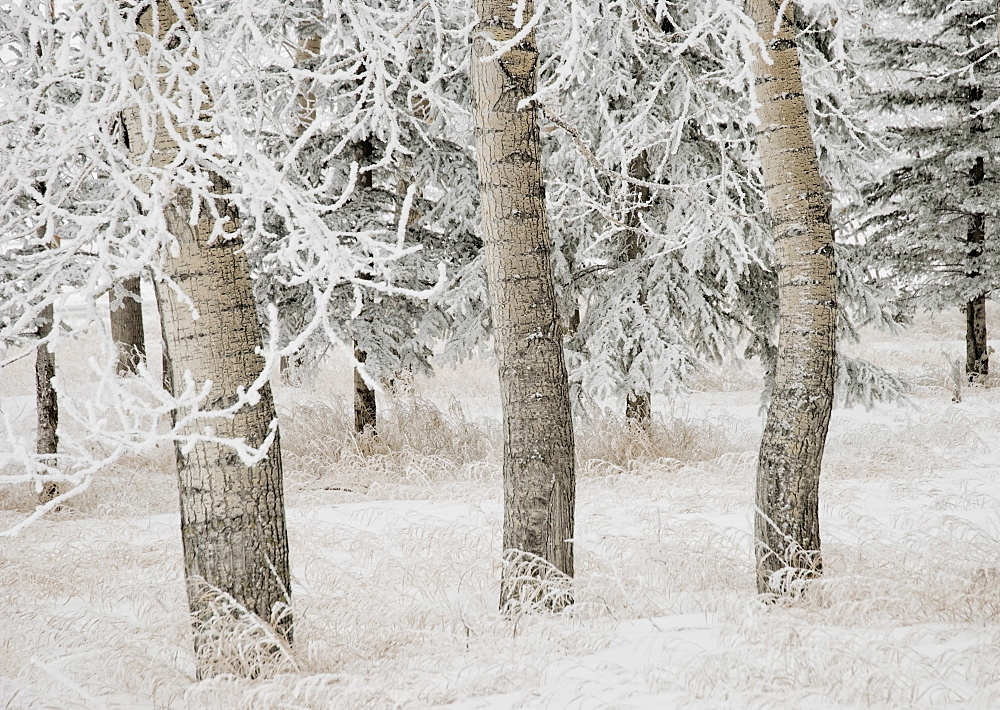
[353,344,377,435]
[565,307,581,338]
[966,85,988,381]
[625,392,651,424]
[35,302,59,502]
[623,150,652,427]
[279,32,322,386]
[966,293,988,380]
[472,0,576,611]
[123,0,291,673]
[352,138,379,436]
[747,0,837,595]
[110,275,146,376]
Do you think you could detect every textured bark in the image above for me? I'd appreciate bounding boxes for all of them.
[966,293,988,380]
[471,0,576,610]
[747,0,837,595]
[623,150,652,427]
[625,392,651,425]
[353,344,377,435]
[293,33,321,132]
[123,0,292,671]
[965,85,988,381]
[110,276,146,376]
[35,302,59,502]
[278,32,321,387]
[352,139,379,436]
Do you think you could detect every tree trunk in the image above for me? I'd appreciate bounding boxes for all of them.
[35,302,59,502]
[278,31,322,387]
[471,0,576,611]
[625,392,651,424]
[352,138,379,436]
[623,150,652,428]
[966,292,988,381]
[123,0,292,673]
[747,0,837,595]
[966,85,988,381]
[110,275,146,376]
[353,344,377,435]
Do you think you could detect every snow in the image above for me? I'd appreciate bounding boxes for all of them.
[2,313,1000,708]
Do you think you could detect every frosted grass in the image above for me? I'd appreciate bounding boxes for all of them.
[1,318,999,707]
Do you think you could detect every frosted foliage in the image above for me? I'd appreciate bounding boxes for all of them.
[530,0,774,410]
[848,0,1000,311]
[239,0,487,382]
[534,0,902,411]
[0,0,450,514]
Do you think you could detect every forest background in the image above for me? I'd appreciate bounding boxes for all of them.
[1,0,999,706]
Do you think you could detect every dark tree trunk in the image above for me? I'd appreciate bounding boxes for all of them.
[353,344,377,435]
[625,392,651,425]
[352,138,379,437]
[966,85,988,381]
[110,275,146,376]
[35,302,59,502]
[966,293,988,381]
[623,150,652,427]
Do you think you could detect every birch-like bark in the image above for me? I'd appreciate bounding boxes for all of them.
[471,0,576,610]
[35,302,59,502]
[122,0,292,670]
[110,276,146,376]
[747,0,837,595]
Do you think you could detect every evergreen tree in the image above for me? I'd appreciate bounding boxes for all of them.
[240,0,485,412]
[852,0,1000,380]
[539,0,776,419]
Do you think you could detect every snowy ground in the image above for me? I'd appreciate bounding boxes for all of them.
[2,308,1000,708]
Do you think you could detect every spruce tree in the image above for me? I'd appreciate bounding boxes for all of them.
[853,0,1000,380]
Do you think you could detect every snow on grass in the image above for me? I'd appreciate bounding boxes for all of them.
[2,317,1000,707]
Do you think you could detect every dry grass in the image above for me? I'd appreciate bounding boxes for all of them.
[2,309,1000,708]
[575,414,754,475]
[279,395,501,505]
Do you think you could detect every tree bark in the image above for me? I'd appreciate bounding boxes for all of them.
[122,0,292,672]
[353,344,377,435]
[278,31,322,387]
[351,137,380,436]
[965,85,988,381]
[110,275,146,376]
[35,302,59,502]
[623,150,652,428]
[966,292,988,380]
[747,0,837,595]
[471,0,576,611]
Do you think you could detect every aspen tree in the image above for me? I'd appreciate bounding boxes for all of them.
[35,300,58,502]
[471,0,576,610]
[854,2,997,384]
[122,0,292,671]
[747,0,837,594]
